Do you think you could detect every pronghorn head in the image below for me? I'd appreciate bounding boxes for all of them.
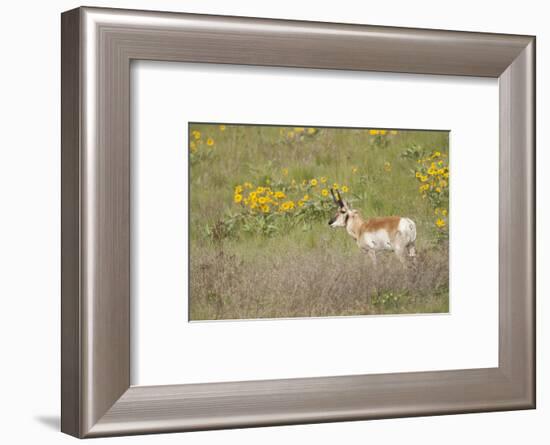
[328,188,357,228]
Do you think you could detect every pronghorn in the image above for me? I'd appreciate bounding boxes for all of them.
[328,188,417,265]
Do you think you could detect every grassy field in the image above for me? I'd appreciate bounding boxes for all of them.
[189,124,449,320]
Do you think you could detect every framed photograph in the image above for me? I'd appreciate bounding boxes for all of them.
[61,7,535,438]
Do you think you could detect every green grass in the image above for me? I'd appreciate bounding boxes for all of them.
[189,124,449,320]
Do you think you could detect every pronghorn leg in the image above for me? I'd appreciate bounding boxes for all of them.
[407,243,418,267]
[392,234,407,265]
[394,246,407,265]
[367,249,377,267]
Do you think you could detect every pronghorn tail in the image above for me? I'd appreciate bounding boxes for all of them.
[401,217,417,259]
[399,218,416,246]
[403,217,417,244]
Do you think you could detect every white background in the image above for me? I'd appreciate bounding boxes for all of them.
[0,0,547,444]
[132,61,499,386]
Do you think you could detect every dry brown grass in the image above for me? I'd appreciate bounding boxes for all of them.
[190,244,449,320]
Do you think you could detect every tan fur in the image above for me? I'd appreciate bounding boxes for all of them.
[346,214,401,241]
[360,216,401,239]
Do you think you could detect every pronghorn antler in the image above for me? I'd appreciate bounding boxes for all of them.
[330,188,344,208]
[335,188,343,205]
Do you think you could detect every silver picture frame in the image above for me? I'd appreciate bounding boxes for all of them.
[61,6,535,438]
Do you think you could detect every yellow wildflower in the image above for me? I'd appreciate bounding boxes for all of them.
[234,194,243,204]
[281,201,295,211]
[303,194,310,201]
[442,209,448,216]
[352,167,358,174]
[384,162,392,172]
[310,179,318,186]
[307,128,316,134]
[380,129,387,135]
[258,197,268,204]
[320,177,327,183]
[261,204,270,213]
[193,131,201,140]
[294,127,305,133]
[435,218,446,228]
[369,129,379,136]
[341,185,349,193]
[333,183,339,190]
[390,130,398,135]
[274,191,286,199]
[244,182,253,189]
[219,124,226,131]
[321,189,329,197]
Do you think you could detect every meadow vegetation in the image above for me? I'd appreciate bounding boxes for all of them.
[189,124,449,320]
